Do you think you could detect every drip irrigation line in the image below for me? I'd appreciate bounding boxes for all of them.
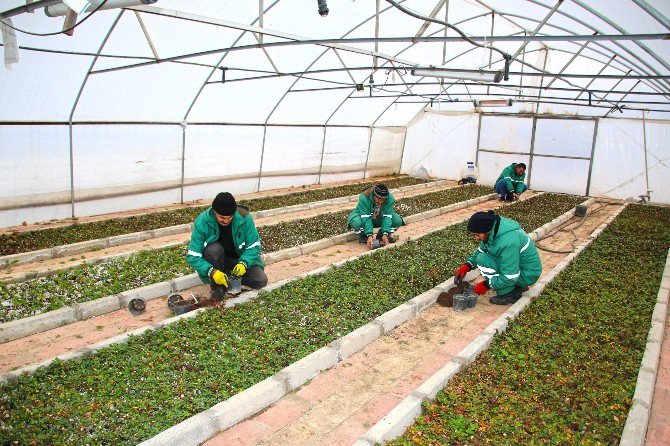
[0,0,109,36]
[534,199,611,253]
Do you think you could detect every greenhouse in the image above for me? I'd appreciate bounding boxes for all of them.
[0,1,669,445]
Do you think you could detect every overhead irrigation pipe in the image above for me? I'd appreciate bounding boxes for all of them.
[385,0,512,80]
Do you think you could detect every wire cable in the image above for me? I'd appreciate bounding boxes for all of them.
[0,0,109,37]
[385,0,512,64]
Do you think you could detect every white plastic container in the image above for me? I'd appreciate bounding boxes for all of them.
[460,161,479,181]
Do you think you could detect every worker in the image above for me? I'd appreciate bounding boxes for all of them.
[494,162,527,201]
[186,192,267,301]
[453,210,542,305]
[347,183,404,250]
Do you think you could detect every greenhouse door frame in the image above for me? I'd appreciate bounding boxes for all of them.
[474,112,601,197]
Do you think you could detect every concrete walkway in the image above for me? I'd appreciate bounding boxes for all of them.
[646,309,670,446]
[202,202,622,446]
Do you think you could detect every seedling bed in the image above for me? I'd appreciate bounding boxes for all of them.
[0,176,429,256]
[392,204,670,445]
[0,193,583,445]
[0,185,491,323]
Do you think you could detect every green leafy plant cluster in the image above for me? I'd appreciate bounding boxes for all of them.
[0,193,582,445]
[0,176,429,256]
[0,185,491,323]
[392,204,670,446]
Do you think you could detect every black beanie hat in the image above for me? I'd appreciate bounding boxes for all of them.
[373,184,389,199]
[212,192,237,216]
[467,210,497,234]
[516,162,527,170]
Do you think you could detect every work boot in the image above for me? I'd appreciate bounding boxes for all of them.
[210,284,227,302]
[505,192,515,202]
[489,290,523,305]
[358,232,368,244]
[388,234,398,243]
[499,195,506,202]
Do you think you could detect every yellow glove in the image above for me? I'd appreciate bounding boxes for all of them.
[231,262,247,277]
[210,269,228,287]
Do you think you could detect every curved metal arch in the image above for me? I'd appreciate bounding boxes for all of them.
[181,0,283,122]
[523,0,670,92]
[67,10,125,218]
[493,9,670,95]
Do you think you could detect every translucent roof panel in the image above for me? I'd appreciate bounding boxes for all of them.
[1,0,669,125]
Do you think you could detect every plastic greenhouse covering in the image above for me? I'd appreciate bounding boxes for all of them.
[1,0,669,227]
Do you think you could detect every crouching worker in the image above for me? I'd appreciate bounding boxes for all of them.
[347,184,404,250]
[454,210,541,305]
[494,162,527,201]
[186,192,268,301]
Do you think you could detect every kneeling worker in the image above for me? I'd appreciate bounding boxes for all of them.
[186,192,268,301]
[454,210,541,305]
[347,184,404,250]
[494,162,527,201]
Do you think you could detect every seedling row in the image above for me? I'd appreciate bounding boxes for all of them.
[0,185,492,323]
[392,203,670,445]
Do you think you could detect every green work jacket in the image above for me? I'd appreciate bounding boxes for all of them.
[496,163,527,194]
[466,216,541,292]
[350,187,396,236]
[186,206,264,284]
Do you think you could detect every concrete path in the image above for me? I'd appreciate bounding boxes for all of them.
[646,309,670,446]
[202,202,622,446]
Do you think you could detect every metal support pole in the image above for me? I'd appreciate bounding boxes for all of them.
[585,118,599,196]
[527,116,537,189]
[475,112,483,166]
[317,125,327,184]
[363,127,373,179]
[180,122,186,203]
[642,110,649,195]
[257,125,268,192]
[398,127,408,175]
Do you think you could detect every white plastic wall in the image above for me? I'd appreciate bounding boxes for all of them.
[318,127,369,184]
[366,127,406,178]
[590,119,647,200]
[477,115,532,187]
[401,110,479,179]
[529,119,594,195]
[645,120,670,204]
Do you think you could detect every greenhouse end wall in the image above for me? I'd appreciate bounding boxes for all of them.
[0,123,406,229]
[402,109,670,205]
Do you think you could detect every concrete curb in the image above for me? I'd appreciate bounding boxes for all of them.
[619,247,670,446]
[354,199,626,445]
[0,180,448,270]
[0,190,495,344]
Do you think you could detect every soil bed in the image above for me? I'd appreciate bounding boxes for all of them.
[0,193,582,445]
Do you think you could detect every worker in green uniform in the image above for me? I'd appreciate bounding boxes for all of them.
[494,162,528,201]
[347,184,404,250]
[454,210,542,305]
[186,192,267,301]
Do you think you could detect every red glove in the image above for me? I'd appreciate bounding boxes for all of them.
[454,264,472,285]
[473,281,490,295]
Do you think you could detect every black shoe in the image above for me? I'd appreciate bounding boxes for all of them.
[505,192,515,202]
[499,195,506,202]
[489,290,523,305]
[358,233,368,244]
[388,234,398,243]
